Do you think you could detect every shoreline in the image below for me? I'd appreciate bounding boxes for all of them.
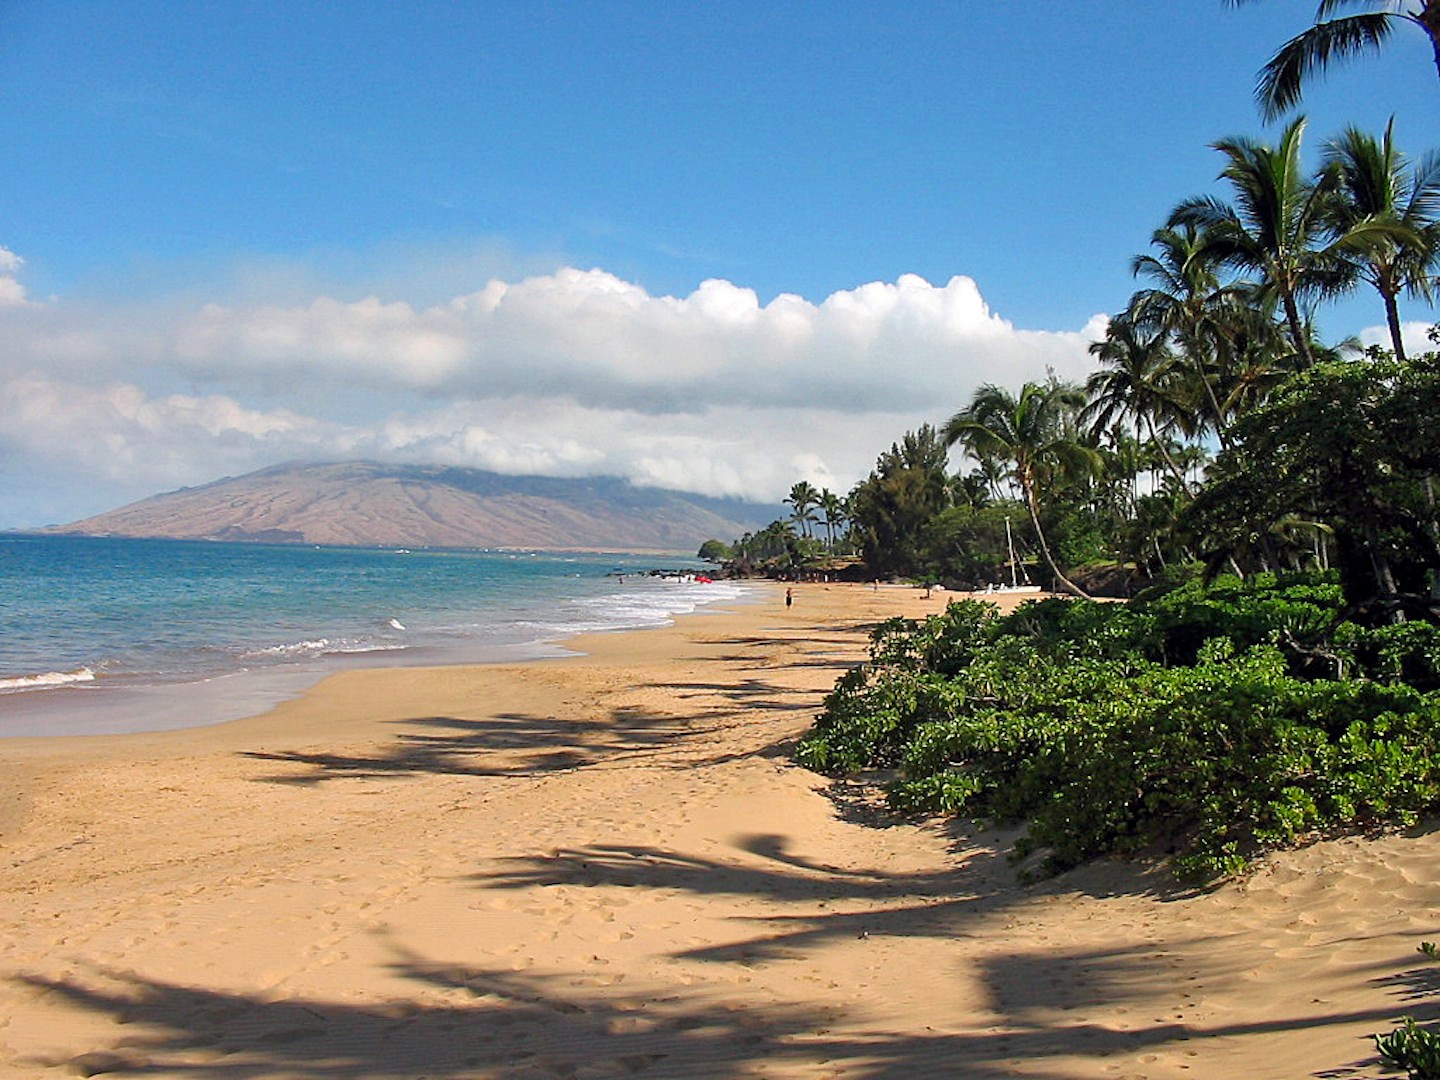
[2,580,1437,1078]
[0,575,764,741]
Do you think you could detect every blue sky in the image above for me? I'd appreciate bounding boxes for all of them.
[2,1,1437,527]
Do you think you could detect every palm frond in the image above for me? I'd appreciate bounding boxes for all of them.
[1315,0,1385,19]
[1170,194,1239,232]
[1257,12,1399,119]
[1405,149,1440,221]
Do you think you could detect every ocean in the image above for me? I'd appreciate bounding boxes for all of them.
[0,534,755,738]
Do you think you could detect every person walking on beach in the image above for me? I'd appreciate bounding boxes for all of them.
[785,587,793,609]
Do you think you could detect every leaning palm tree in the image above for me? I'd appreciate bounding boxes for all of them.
[1322,119,1440,361]
[1171,117,1361,369]
[943,381,1102,599]
[1229,1,1440,120]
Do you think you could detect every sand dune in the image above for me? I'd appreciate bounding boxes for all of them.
[1,582,1437,1078]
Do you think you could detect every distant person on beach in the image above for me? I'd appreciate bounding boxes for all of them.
[785,588,793,609]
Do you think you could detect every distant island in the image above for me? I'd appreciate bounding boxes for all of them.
[42,461,781,554]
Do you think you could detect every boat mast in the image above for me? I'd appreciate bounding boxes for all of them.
[1005,517,1018,589]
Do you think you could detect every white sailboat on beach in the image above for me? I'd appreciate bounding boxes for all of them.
[985,518,1042,594]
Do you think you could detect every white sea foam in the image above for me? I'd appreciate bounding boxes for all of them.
[0,667,97,693]
[241,638,406,661]
[544,578,754,637]
[325,642,407,656]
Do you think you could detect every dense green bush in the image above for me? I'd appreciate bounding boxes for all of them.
[796,573,1440,880]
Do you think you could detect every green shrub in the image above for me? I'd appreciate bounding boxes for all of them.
[1138,571,1346,671]
[1377,1017,1440,1079]
[1375,944,1440,1079]
[1338,619,1440,689]
[799,577,1440,881]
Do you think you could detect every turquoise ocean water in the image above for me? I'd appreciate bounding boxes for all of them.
[0,535,754,738]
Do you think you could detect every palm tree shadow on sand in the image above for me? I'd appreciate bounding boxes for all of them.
[239,703,795,786]
[13,938,1422,1079]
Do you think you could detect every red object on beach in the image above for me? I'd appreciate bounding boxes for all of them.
[696,575,712,583]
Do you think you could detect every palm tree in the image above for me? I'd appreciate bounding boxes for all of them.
[1229,1,1440,120]
[1171,117,1360,369]
[1083,314,1197,490]
[1210,289,1300,419]
[1128,222,1242,443]
[950,471,994,509]
[817,488,846,551]
[1129,223,1225,357]
[1322,119,1440,361]
[943,381,1101,598]
[785,481,820,539]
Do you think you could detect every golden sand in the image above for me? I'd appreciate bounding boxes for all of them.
[0,581,1436,1078]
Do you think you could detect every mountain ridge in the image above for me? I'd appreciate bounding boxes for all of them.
[43,461,781,554]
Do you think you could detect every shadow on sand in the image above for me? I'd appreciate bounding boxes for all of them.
[240,701,797,785]
[150,614,1422,1075]
[15,941,1418,1079]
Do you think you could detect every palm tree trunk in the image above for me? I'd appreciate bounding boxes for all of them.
[1189,346,1231,448]
[1020,476,1091,599]
[1281,287,1314,368]
[1383,288,1408,362]
[1364,519,1405,622]
[1143,414,1193,493]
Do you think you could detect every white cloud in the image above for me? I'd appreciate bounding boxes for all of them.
[0,246,29,306]
[154,268,1101,413]
[0,378,918,511]
[0,378,334,486]
[0,254,1107,525]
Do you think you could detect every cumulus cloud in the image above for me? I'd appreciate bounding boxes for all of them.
[0,253,1107,525]
[159,268,1102,414]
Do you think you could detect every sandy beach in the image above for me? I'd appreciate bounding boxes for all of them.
[1,580,1438,1079]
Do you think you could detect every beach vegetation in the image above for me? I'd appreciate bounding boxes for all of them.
[797,573,1440,881]
[1376,941,1440,1077]
[1377,1015,1440,1079]
[697,539,733,562]
[747,109,1440,885]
